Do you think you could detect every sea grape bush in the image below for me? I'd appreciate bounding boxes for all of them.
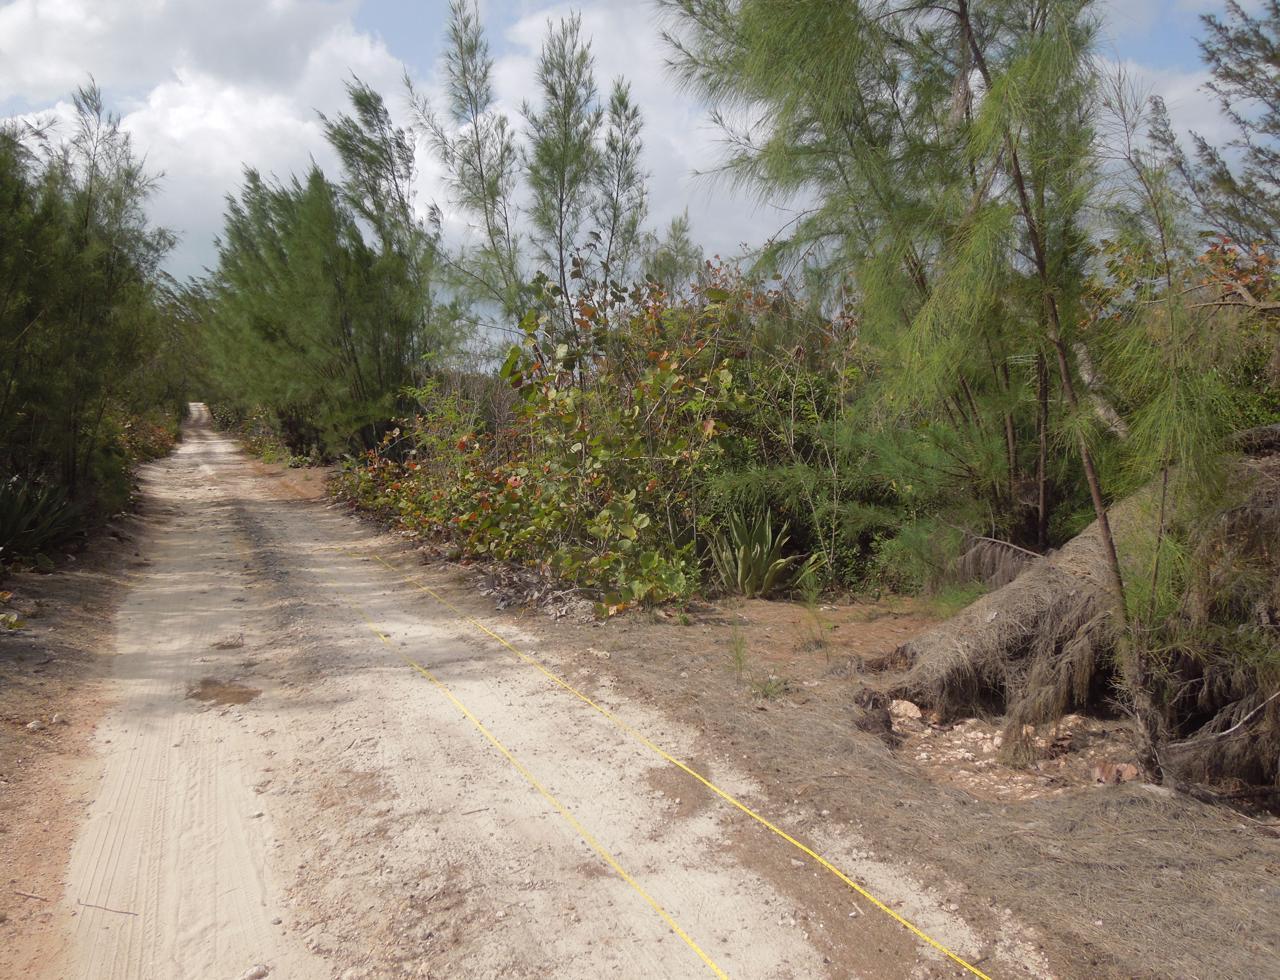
[337,277,745,611]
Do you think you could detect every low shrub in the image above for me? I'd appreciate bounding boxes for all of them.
[337,279,750,610]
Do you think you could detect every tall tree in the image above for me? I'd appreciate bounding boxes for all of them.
[591,80,648,280]
[660,0,1113,572]
[409,0,522,313]
[644,210,703,294]
[0,83,177,498]
[1150,0,1280,250]
[524,13,603,332]
[322,79,452,376]
[0,82,184,520]
[412,1,653,341]
[205,83,461,452]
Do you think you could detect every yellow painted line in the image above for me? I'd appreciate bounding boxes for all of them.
[360,550,993,980]
[337,589,728,979]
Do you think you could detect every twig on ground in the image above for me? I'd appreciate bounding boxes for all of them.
[77,898,138,916]
[13,890,48,901]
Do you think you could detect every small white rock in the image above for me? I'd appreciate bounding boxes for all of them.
[889,699,922,721]
[25,720,44,731]
[238,966,270,980]
[52,713,67,725]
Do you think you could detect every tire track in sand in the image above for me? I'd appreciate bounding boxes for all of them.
[63,406,317,980]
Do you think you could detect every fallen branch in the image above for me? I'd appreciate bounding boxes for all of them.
[1170,690,1280,746]
[946,526,1045,562]
[13,890,48,902]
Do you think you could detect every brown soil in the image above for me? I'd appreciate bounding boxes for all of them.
[14,408,1008,979]
[469,592,1279,978]
[185,677,261,705]
[0,519,138,976]
[331,461,1280,977]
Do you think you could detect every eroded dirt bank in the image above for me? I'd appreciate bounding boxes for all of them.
[5,407,1275,979]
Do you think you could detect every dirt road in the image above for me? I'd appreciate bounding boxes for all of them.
[34,407,1041,979]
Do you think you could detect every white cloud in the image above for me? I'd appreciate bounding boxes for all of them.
[2,1,410,279]
[491,2,778,259]
[119,71,330,275]
[0,0,1245,281]
[1099,0,1162,40]
[0,0,767,279]
[0,0,360,102]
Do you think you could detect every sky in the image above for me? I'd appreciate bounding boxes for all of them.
[0,0,1250,281]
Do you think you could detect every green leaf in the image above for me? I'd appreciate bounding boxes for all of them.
[499,344,523,380]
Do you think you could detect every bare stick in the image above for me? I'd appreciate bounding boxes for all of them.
[1173,690,1280,745]
[14,890,49,902]
[77,898,138,916]
[950,527,1044,561]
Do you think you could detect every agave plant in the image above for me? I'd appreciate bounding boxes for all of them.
[0,476,78,560]
[709,510,805,598]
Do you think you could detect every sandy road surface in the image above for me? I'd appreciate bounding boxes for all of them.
[54,406,1007,979]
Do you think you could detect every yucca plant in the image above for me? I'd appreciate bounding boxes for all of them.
[709,510,804,598]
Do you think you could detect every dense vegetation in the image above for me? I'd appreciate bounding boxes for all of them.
[311,0,1280,788]
[4,1,1277,788]
[1,85,191,560]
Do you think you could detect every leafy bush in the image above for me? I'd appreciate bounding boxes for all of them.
[332,266,980,607]
[867,521,964,595]
[336,279,743,611]
[119,412,181,463]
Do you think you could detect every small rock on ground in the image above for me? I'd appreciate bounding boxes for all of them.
[889,699,922,721]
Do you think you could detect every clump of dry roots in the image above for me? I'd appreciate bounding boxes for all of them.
[1160,453,1280,787]
[885,431,1280,789]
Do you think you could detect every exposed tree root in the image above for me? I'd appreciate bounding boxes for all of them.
[887,512,1124,762]
[885,434,1280,786]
